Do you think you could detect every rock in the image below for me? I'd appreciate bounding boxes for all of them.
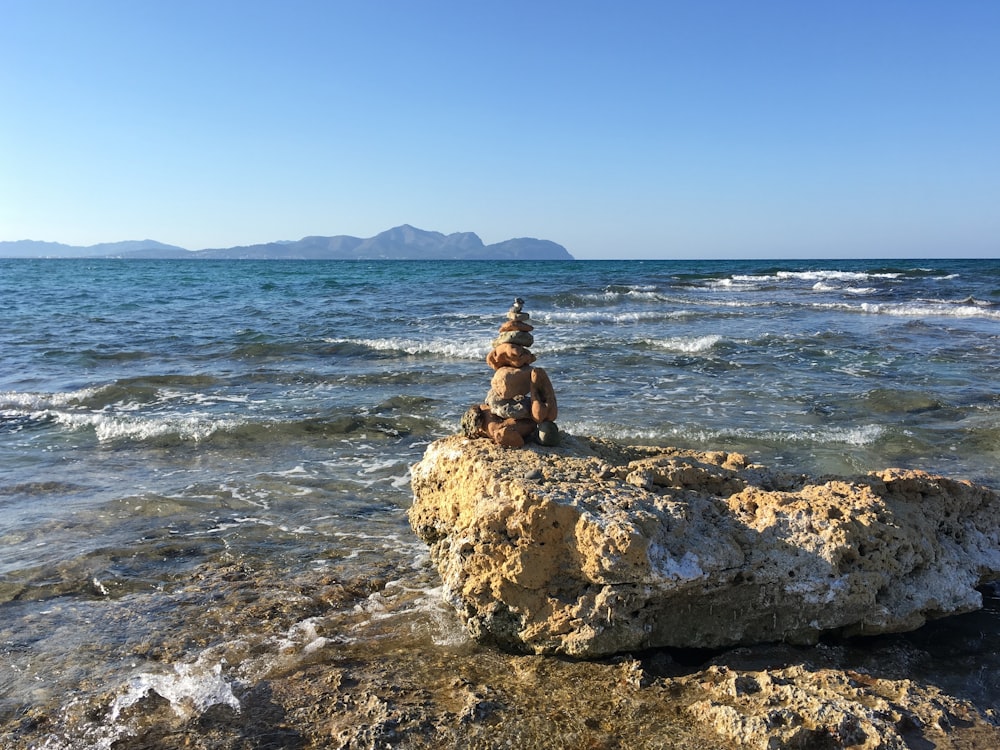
[498,320,533,333]
[485,342,535,370]
[683,662,988,750]
[408,433,1000,657]
[493,330,534,348]
[535,420,559,447]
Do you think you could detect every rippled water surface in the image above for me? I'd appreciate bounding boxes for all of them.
[1,257,998,747]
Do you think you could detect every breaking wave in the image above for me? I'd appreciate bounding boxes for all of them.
[324,336,490,359]
[644,334,725,353]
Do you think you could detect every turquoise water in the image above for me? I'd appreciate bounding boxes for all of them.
[1,257,999,745]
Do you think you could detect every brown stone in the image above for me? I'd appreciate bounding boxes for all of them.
[499,320,534,333]
[486,343,536,370]
[489,366,532,401]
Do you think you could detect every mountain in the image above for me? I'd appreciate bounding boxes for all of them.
[194,225,573,260]
[0,239,188,258]
[0,226,574,260]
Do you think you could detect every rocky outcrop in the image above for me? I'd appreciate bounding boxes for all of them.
[409,433,1000,657]
[678,657,996,750]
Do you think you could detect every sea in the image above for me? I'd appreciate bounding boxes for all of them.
[1,257,999,748]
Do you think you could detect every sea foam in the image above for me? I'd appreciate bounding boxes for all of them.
[110,660,240,721]
[325,336,489,359]
[647,334,724,353]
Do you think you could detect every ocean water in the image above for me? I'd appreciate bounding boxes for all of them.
[1,257,999,747]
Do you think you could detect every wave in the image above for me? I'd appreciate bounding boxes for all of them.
[926,295,994,308]
[538,309,690,324]
[800,299,1000,321]
[707,277,774,292]
[56,411,442,446]
[52,410,246,443]
[773,270,902,282]
[71,348,157,363]
[1,385,443,446]
[570,286,671,305]
[643,334,724,353]
[323,336,489,360]
[0,387,101,411]
[228,338,353,361]
[568,420,886,448]
[0,377,239,413]
[856,301,1000,320]
[1,388,95,433]
[809,281,878,296]
[705,269,901,293]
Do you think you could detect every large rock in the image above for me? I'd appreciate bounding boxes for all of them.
[408,433,1000,657]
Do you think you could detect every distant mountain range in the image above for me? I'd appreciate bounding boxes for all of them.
[0,225,574,260]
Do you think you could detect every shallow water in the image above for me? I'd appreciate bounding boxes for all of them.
[1,257,998,747]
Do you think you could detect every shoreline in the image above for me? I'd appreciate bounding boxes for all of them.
[5,555,999,749]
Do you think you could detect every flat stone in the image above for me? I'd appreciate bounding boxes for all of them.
[493,330,534,348]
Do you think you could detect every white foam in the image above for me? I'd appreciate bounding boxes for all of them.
[4,392,250,444]
[647,334,723,353]
[272,616,330,656]
[575,286,662,303]
[410,585,470,646]
[53,412,246,443]
[710,277,760,291]
[0,387,101,411]
[325,336,489,359]
[200,516,274,535]
[565,420,885,447]
[358,457,406,475]
[109,659,240,722]
[273,464,311,476]
[812,424,885,446]
[162,390,254,406]
[716,270,902,291]
[775,270,901,282]
[859,302,1000,320]
[539,309,688,325]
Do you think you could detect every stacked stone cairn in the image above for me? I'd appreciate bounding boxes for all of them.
[461,298,559,448]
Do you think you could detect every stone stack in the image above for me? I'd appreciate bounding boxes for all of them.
[484,298,535,421]
[493,297,534,348]
[461,298,558,448]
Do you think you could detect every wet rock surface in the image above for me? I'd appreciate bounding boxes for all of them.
[3,557,1000,749]
[409,433,1000,657]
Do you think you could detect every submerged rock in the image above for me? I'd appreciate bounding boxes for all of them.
[409,433,1000,657]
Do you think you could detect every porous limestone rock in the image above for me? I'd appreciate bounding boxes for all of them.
[681,661,990,750]
[408,433,1000,657]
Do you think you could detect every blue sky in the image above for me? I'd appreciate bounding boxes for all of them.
[2,1,998,259]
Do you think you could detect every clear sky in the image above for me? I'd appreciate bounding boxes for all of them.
[2,1,998,259]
